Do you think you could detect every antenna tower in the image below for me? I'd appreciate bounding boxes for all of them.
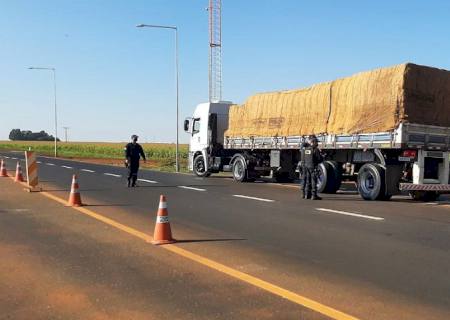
[209,0,222,102]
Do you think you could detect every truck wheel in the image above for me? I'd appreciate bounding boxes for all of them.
[317,161,342,194]
[409,191,440,202]
[357,163,388,201]
[193,155,210,178]
[232,157,248,182]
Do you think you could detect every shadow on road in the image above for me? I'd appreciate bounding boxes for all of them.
[174,238,246,244]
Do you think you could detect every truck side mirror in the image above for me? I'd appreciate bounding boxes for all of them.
[184,119,190,133]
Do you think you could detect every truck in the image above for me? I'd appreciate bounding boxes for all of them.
[184,63,450,201]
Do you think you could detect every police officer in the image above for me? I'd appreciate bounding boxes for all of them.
[298,140,310,198]
[300,135,323,200]
[124,135,146,187]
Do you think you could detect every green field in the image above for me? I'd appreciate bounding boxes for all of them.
[0,141,189,172]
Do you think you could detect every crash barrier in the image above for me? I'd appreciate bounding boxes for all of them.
[0,159,7,177]
[25,151,41,192]
[68,174,83,207]
[15,161,25,182]
[152,195,175,245]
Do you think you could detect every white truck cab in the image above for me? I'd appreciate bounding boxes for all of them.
[184,101,233,175]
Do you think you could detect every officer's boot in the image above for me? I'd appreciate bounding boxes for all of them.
[131,175,138,187]
[127,178,132,188]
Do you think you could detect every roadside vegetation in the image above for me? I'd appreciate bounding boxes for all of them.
[0,141,189,172]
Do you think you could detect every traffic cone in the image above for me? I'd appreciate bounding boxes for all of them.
[15,161,24,182]
[68,174,83,207]
[151,195,175,245]
[0,159,7,177]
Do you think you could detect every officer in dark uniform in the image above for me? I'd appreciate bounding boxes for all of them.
[124,135,146,187]
[300,135,323,200]
[299,140,310,198]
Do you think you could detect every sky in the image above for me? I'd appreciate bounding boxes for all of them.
[1,0,450,143]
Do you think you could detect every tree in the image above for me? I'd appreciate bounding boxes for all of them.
[9,129,59,141]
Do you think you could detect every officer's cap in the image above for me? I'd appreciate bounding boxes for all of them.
[131,134,138,140]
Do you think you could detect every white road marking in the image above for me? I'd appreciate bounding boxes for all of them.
[233,195,275,202]
[61,165,73,169]
[4,156,9,158]
[37,161,42,164]
[178,186,206,192]
[11,157,18,160]
[104,173,122,178]
[137,178,158,184]
[316,208,385,221]
[81,169,95,173]
[46,163,56,166]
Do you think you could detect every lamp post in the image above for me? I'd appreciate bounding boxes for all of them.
[28,67,58,157]
[136,24,179,172]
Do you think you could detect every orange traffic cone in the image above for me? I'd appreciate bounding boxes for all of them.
[15,161,25,182]
[68,174,83,207]
[0,159,8,177]
[151,195,175,245]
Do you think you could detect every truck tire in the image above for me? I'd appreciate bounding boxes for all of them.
[357,163,389,201]
[232,156,248,182]
[409,191,440,202]
[193,155,210,178]
[317,161,342,194]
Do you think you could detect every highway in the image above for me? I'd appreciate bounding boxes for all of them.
[1,151,450,320]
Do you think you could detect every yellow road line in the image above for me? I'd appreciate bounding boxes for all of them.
[6,175,359,320]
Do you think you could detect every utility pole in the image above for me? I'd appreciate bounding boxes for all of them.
[208,0,222,102]
[63,126,70,143]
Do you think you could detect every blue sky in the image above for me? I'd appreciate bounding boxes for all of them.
[1,0,449,142]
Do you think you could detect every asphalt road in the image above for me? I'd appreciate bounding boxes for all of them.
[1,151,449,320]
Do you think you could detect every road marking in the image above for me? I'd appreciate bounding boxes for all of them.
[233,195,275,202]
[61,165,73,169]
[11,157,18,160]
[4,156,9,158]
[137,178,158,184]
[33,188,357,320]
[316,208,384,221]
[37,161,42,164]
[178,186,206,192]
[103,173,122,178]
[46,163,56,166]
[81,169,95,173]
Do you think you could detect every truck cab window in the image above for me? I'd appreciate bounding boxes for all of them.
[193,119,201,133]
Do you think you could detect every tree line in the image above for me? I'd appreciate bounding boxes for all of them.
[9,129,60,141]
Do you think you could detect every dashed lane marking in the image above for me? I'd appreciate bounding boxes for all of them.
[137,178,158,184]
[233,195,275,202]
[61,165,73,169]
[81,169,95,173]
[178,186,206,192]
[46,163,56,166]
[103,173,122,178]
[37,161,42,164]
[316,208,384,221]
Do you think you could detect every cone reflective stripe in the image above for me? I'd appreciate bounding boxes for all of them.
[151,195,175,245]
[15,161,25,182]
[0,159,7,177]
[68,174,83,206]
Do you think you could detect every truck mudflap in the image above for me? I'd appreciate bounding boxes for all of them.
[400,183,450,191]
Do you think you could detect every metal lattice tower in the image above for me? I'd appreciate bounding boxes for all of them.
[209,0,222,102]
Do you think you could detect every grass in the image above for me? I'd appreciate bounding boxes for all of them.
[0,141,189,172]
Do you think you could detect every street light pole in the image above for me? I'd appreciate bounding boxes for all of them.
[136,24,180,173]
[28,67,58,157]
